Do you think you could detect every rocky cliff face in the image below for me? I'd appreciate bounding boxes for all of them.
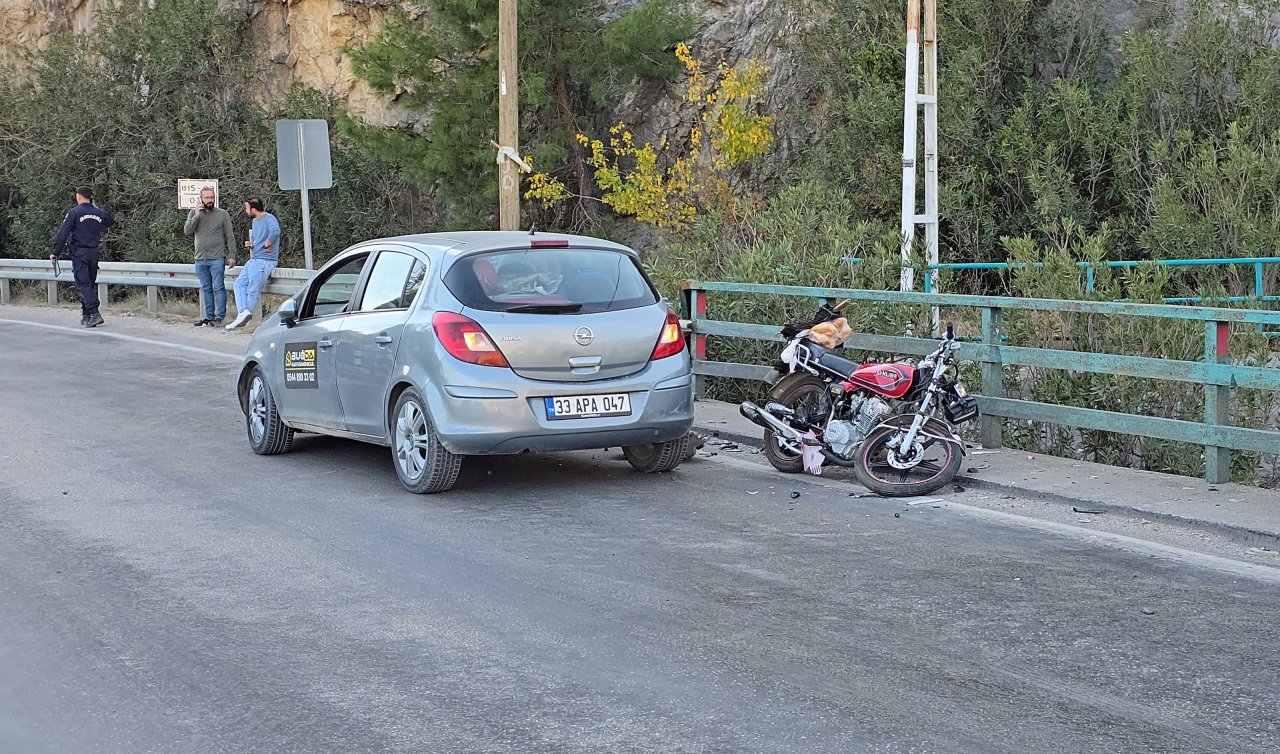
[0,0,794,128]
[246,0,409,126]
[0,0,102,51]
[0,0,409,124]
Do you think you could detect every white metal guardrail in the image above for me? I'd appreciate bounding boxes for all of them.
[0,258,315,317]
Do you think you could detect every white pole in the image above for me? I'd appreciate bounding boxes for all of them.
[297,122,314,270]
[923,0,940,332]
[900,0,921,292]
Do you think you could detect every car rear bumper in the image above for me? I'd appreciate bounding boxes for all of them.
[429,377,693,455]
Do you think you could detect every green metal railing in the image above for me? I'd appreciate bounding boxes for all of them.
[681,281,1280,484]
[843,256,1280,308]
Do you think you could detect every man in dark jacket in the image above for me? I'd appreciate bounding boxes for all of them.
[51,186,115,328]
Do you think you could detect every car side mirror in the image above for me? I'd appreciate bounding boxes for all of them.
[279,298,298,328]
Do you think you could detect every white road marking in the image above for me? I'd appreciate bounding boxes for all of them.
[0,318,241,362]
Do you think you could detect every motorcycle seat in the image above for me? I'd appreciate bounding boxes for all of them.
[807,342,861,378]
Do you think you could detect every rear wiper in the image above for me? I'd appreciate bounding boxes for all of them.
[506,304,583,313]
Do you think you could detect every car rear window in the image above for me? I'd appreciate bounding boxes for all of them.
[443,248,659,314]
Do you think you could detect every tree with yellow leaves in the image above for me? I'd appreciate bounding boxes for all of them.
[526,44,774,230]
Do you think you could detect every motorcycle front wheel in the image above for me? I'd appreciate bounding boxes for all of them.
[762,375,826,473]
[852,424,962,497]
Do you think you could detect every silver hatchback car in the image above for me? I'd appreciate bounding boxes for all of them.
[236,231,694,492]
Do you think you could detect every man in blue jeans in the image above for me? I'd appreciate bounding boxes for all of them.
[183,186,237,326]
[227,196,281,331]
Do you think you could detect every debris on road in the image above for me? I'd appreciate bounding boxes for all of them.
[1072,507,1106,514]
[684,432,707,459]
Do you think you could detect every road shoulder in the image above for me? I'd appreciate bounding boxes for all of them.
[692,397,1280,548]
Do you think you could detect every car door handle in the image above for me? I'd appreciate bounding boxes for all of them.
[318,338,334,349]
[374,334,393,345]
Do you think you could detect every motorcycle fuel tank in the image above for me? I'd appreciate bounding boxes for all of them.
[844,362,917,399]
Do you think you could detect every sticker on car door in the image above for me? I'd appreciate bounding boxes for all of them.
[284,342,319,389]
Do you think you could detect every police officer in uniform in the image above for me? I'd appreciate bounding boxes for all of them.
[51,186,115,328]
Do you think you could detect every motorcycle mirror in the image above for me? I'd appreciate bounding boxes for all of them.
[945,322,955,341]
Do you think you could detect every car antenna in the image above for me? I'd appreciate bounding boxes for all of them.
[528,224,537,235]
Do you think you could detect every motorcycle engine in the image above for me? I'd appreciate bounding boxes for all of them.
[854,396,892,439]
[824,420,859,459]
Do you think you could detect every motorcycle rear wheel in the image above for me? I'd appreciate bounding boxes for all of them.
[762,375,826,473]
[852,424,962,497]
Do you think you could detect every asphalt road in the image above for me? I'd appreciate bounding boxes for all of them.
[2,313,1278,754]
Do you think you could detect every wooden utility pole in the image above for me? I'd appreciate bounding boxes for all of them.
[497,0,520,231]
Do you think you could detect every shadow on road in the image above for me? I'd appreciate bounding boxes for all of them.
[285,432,652,499]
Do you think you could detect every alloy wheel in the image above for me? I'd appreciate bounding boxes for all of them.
[395,400,430,480]
[248,376,268,444]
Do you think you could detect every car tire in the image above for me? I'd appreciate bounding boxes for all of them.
[391,388,462,494]
[244,366,294,456]
[623,434,692,473]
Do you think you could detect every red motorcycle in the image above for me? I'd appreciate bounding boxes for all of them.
[740,302,979,496]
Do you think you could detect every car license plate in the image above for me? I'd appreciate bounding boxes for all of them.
[544,393,632,420]
[955,382,969,397]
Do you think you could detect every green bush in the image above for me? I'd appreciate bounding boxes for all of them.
[791,0,1280,266]
[0,0,435,267]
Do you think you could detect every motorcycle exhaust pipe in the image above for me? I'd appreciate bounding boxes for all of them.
[739,401,772,429]
[820,449,859,468]
[739,401,805,442]
[743,401,859,467]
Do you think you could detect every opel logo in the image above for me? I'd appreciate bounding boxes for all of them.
[573,326,594,346]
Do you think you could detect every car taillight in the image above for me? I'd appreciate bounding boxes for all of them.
[651,308,685,361]
[432,312,510,367]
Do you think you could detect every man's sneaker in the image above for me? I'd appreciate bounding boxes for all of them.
[210,318,224,327]
[194,318,211,327]
[80,314,89,326]
[85,312,104,328]
[226,311,253,330]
